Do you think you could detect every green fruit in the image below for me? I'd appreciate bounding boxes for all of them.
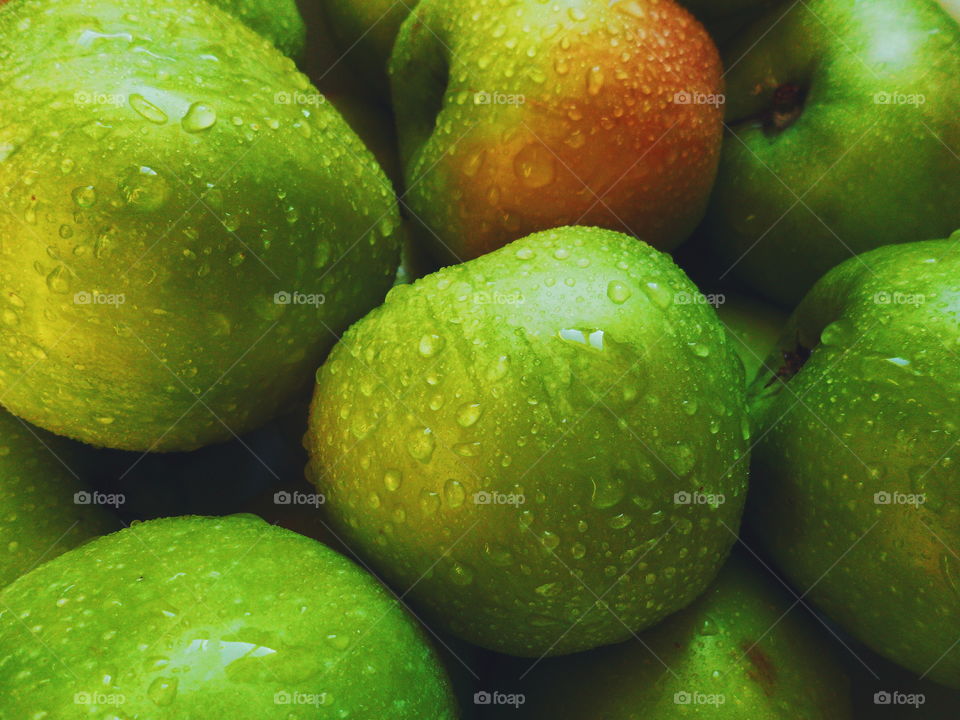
[679,0,784,45]
[715,293,788,383]
[0,0,400,451]
[517,553,853,719]
[0,408,117,587]
[211,0,307,57]
[321,0,414,99]
[748,238,960,688]
[0,515,457,718]
[306,226,749,657]
[704,0,960,306]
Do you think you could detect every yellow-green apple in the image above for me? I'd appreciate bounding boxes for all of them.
[0,515,458,718]
[748,238,960,688]
[306,226,749,657]
[0,0,400,451]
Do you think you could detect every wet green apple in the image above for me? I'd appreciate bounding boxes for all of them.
[704,0,960,306]
[0,515,458,718]
[306,226,749,657]
[748,238,960,688]
[516,553,853,718]
[0,408,117,587]
[213,0,306,57]
[0,0,400,451]
[391,0,724,263]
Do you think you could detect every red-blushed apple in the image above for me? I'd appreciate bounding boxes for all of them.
[391,0,724,263]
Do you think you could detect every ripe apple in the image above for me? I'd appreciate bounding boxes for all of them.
[306,226,749,657]
[0,0,400,451]
[748,238,960,688]
[391,0,724,263]
[0,515,458,717]
[704,0,960,307]
[515,553,853,718]
[0,408,117,587]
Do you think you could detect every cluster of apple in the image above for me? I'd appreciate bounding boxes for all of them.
[0,0,957,718]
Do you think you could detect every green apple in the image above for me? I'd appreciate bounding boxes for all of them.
[716,292,788,383]
[212,0,307,57]
[0,515,458,718]
[391,0,724,263]
[0,408,117,587]
[320,0,414,100]
[514,553,852,718]
[0,0,400,451]
[704,0,960,307]
[748,238,960,688]
[306,226,749,657]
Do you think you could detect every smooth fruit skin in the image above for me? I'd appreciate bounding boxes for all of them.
[0,0,400,451]
[0,408,117,587]
[211,0,307,57]
[748,238,960,688]
[391,0,724,264]
[0,515,458,718]
[704,0,960,307]
[715,293,788,384]
[516,553,852,719]
[307,226,749,657]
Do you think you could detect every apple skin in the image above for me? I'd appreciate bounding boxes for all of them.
[212,0,307,57]
[679,0,784,45]
[512,553,852,719]
[0,0,400,451]
[306,226,749,657]
[716,292,788,384]
[391,0,724,264]
[703,0,960,307]
[0,409,118,587]
[0,515,458,718]
[747,238,960,688]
